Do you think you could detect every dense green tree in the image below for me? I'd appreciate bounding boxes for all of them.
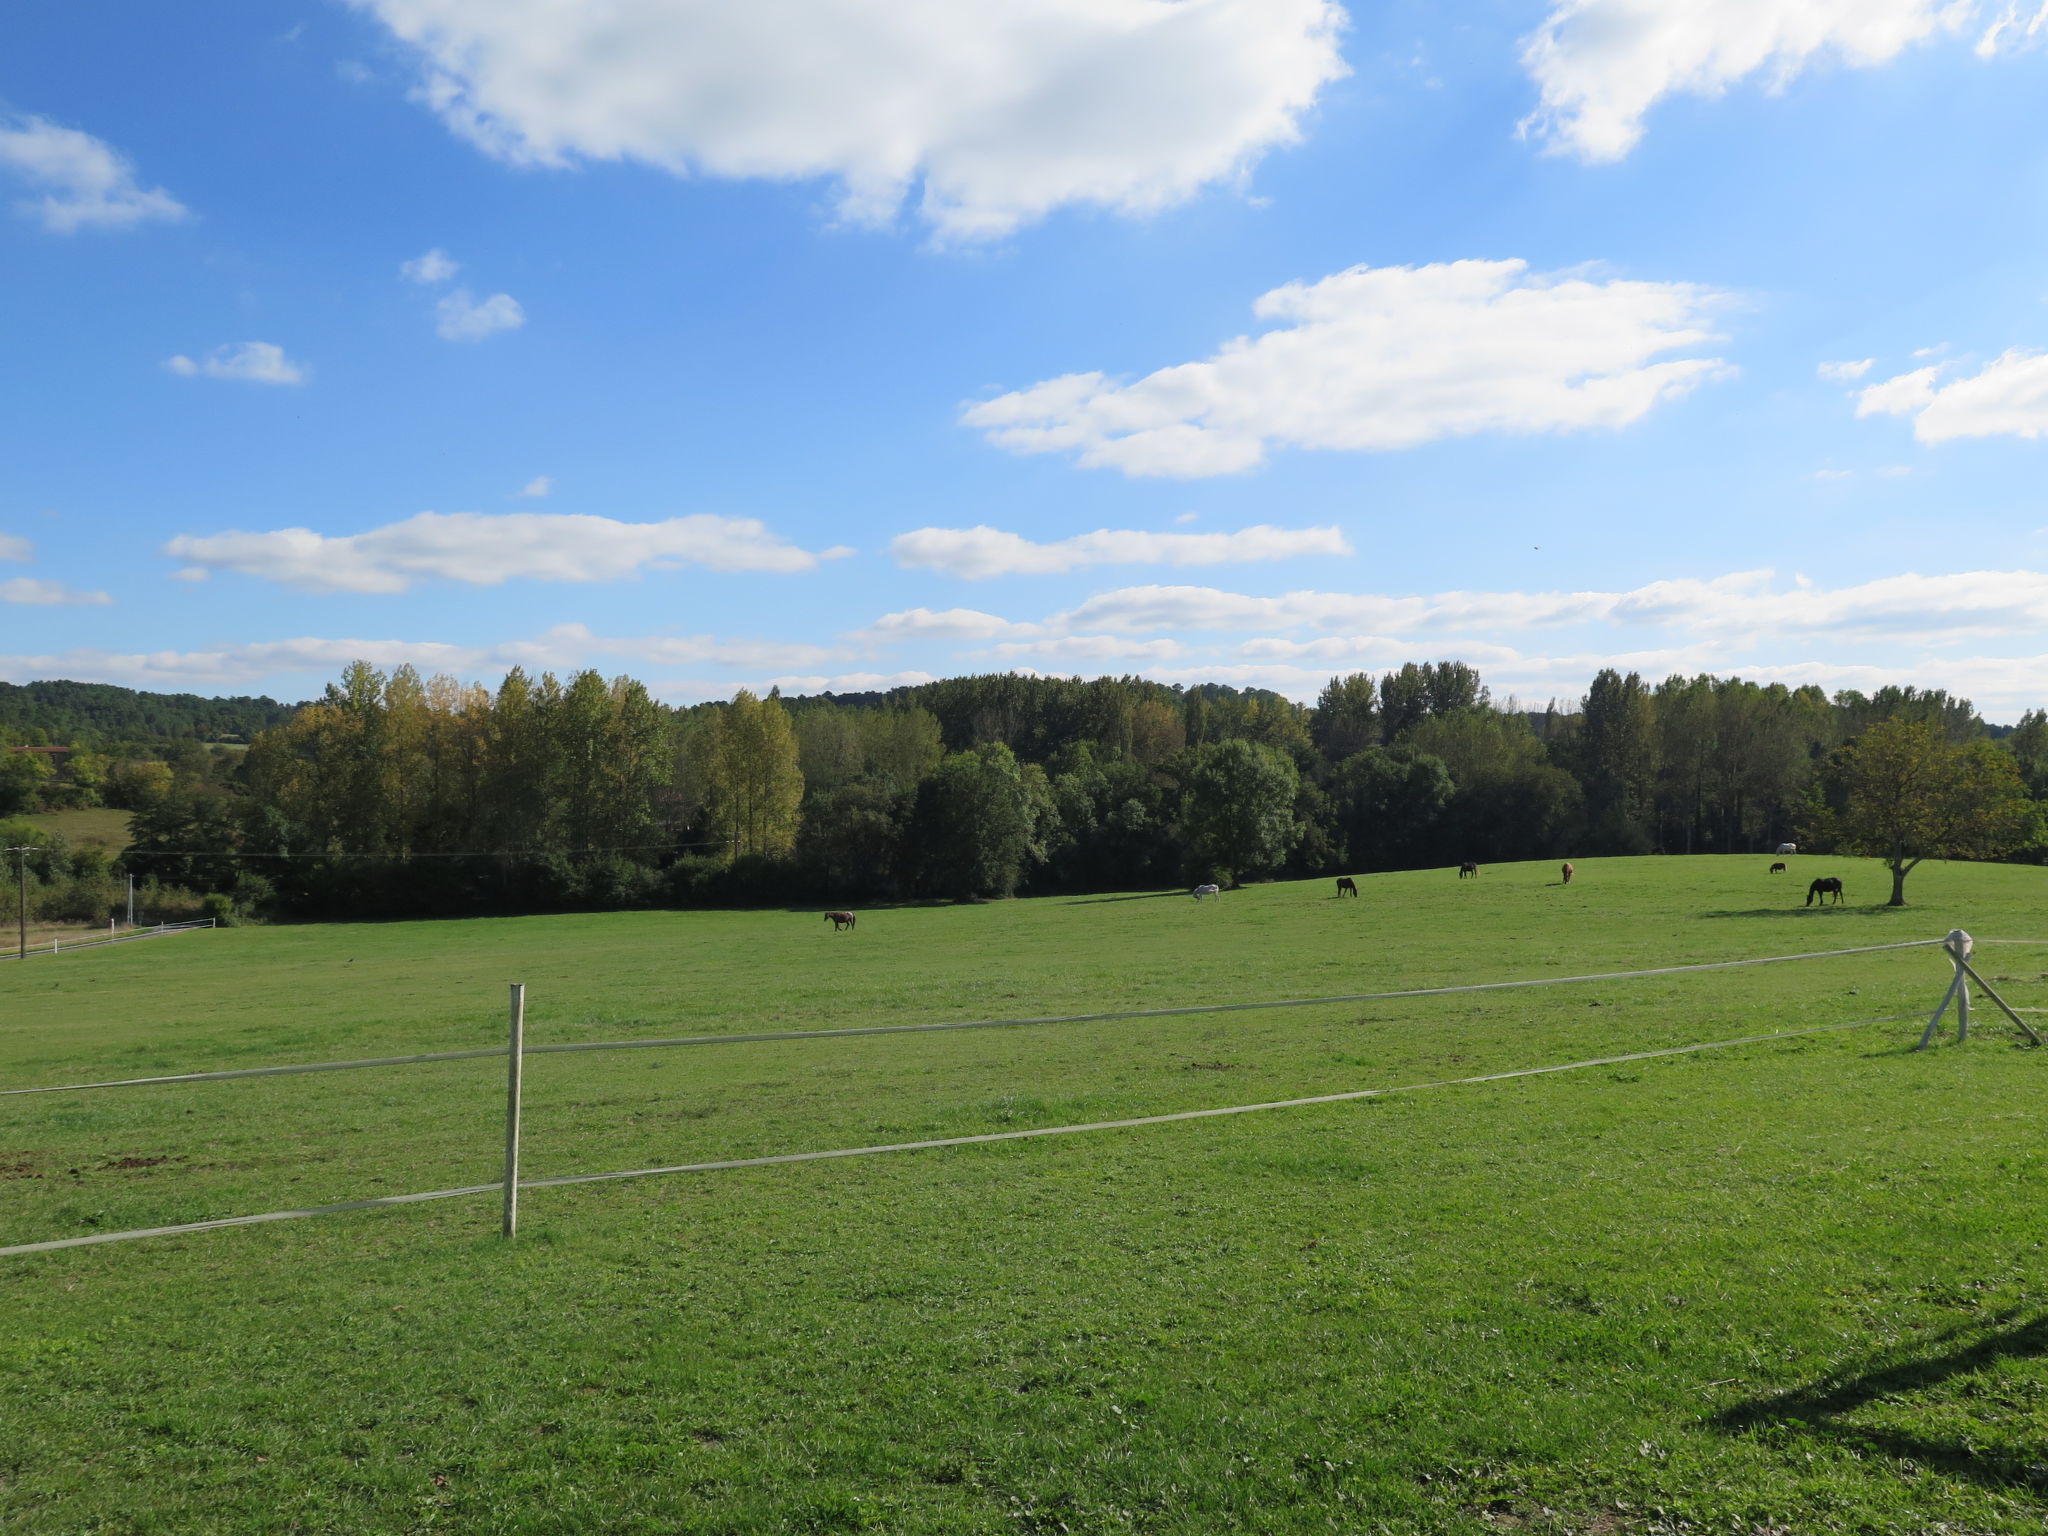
[704,689,804,859]
[913,744,1038,899]
[1181,738,1300,887]
[1311,674,1380,761]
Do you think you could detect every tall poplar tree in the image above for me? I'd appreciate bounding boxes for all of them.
[706,689,804,858]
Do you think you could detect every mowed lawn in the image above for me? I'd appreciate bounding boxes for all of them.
[3,856,2048,1534]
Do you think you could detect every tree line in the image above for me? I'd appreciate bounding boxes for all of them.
[3,660,2041,925]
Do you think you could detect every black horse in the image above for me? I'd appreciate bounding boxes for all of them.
[1458,861,1479,879]
[1805,877,1844,907]
[1335,876,1358,897]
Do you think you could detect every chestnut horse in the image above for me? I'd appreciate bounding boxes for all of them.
[1561,862,1574,884]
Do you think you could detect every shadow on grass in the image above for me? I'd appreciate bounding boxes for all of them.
[1698,906,1904,920]
[1712,1310,2048,1488]
[1060,890,1186,906]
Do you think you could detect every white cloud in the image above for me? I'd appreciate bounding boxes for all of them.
[964,259,1729,477]
[857,607,1037,642]
[402,247,461,283]
[1856,350,2048,442]
[756,670,940,696]
[865,568,2048,651]
[163,510,832,593]
[515,475,552,498]
[0,534,31,562]
[164,342,308,386]
[348,0,1348,240]
[0,623,845,692]
[891,522,1351,578]
[1817,358,1874,381]
[979,635,1186,663]
[0,114,188,232]
[435,288,525,342]
[1517,1,2042,163]
[1,577,112,607]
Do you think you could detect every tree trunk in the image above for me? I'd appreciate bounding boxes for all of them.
[1889,862,1908,906]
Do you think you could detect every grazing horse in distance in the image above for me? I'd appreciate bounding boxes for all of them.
[1458,861,1479,879]
[1191,883,1222,901]
[1561,862,1574,885]
[824,911,857,931]
[1805,878,1844,907]
[1769,861,1787,875]
[1335,876,1358,898]
[1776,842,1798,855]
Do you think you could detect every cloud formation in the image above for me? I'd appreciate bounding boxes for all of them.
[865,568,2048,649]
[1518,0,2041,162]
[1818,358,1874,381]
[0,623,844,691]
[964,259,1728,477]
[349,0,1346,240]
[1856,350,2048,442]
[163,510,837,593]
[0,114,188,232]
[515,475,552,498]
[401,247,460,283]
[165,342,308,386]
[0,534,30,563]
[435,288,525,342]
[891,523,1351,578]
[1,577,112,607]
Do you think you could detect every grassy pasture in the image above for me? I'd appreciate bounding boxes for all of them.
[16,807,134,854]
[3,855,2048,1533]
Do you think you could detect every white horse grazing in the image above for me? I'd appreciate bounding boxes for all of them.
[1190,883,1221,901]
[1776,842,1797,855]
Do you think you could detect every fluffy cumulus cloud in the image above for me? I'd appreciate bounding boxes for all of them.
[1855,350,2048,442]
[890,523,1350,578]
[1518,0,2044,163]
[164,342,308,386]
[435,289,525,342]
[964,260,1729,477]
[348,0,1347,240]
[163,510,839,593]
[0,114,188,232]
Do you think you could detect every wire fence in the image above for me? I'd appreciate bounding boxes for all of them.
[0,918,214,963]
[1,932,2036,1259]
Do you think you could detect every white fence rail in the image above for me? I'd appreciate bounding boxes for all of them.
[0,919,214,963]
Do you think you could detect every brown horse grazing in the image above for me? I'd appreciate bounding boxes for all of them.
[1769,861,1787,874]
[1458,861,1479,879]
[1335,876,1358,897]
[824,911,857,931]
[1561,862,1574,884]
[1805,878,1843,907]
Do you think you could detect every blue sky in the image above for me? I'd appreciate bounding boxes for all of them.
[5,0,2048,716]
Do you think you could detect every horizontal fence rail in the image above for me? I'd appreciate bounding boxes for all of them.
[0,919,214,963]
[0,935,1949,1098]
[0,1013,1919,1259]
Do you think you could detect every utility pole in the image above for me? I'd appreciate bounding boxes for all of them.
[6,846,31,961]
[126,872,135,928]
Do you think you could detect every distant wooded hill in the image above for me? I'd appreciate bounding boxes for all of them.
[0,680,299,746]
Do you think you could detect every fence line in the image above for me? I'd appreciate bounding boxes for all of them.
[0,935,1944,1099]
[0,920,213,964]
[0,1011,1917,1259]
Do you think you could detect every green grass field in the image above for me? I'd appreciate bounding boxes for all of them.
[17,807,134,854]
[4,855,2048,1534]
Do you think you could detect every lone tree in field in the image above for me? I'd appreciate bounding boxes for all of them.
[1834,718,2036,906]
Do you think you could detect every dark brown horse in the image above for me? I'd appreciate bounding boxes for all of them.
[1335,876,1358,897]
[824,911,857,931]
[1561,862,1574,884]
[1805,878,1843,907]
[1769,861,1787,874]
[1458,861,1479,879]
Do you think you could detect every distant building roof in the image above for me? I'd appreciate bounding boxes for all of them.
[6,745,70,755]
